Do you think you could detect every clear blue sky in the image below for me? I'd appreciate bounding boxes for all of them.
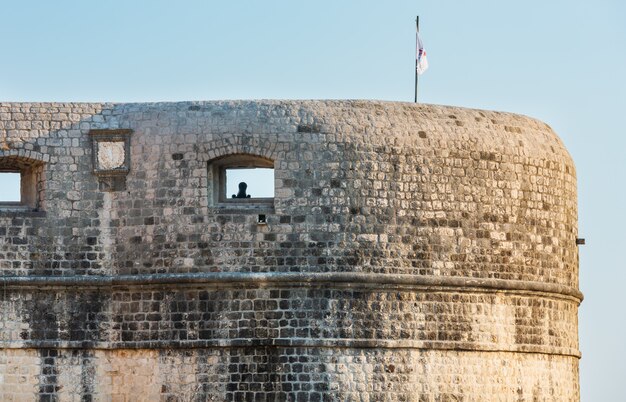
[1,1,624,399]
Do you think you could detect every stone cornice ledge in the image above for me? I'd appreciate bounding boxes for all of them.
[0,339,581,359]
[0,272,583,302]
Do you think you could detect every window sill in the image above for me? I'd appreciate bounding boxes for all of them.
[219,197,274,204]
[0,204,46,217]
[209,199,274,214]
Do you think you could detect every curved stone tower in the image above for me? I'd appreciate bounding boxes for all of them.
[0,101,581,401]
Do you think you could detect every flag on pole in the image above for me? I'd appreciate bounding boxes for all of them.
[416,31,428,75]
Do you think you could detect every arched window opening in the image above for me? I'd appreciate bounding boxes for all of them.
[208,154,274,206]
[0,172,20,202]
[0,156,44,210]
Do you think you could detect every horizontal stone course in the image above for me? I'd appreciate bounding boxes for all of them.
[0,283,579,356]
[0,348,579,401]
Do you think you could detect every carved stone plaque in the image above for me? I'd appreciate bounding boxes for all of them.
[97,141,126,170]
[89,129,132,191]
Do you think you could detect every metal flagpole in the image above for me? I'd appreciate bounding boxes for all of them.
[414,16,419,103]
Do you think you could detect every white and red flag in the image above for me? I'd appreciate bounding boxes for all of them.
[416,31,428,75]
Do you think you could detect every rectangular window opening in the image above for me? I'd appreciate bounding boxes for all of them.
[226,168,274,199]
[0,172,21,203]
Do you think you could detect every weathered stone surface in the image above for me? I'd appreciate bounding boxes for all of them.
[0,100,580,401]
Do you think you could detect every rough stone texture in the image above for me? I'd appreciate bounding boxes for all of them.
[0,100,580,401]
[0,348,579,402]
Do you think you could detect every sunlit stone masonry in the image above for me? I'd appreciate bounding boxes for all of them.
[0,100,581,401]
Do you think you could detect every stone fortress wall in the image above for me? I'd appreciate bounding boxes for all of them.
[0,101,580,401]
